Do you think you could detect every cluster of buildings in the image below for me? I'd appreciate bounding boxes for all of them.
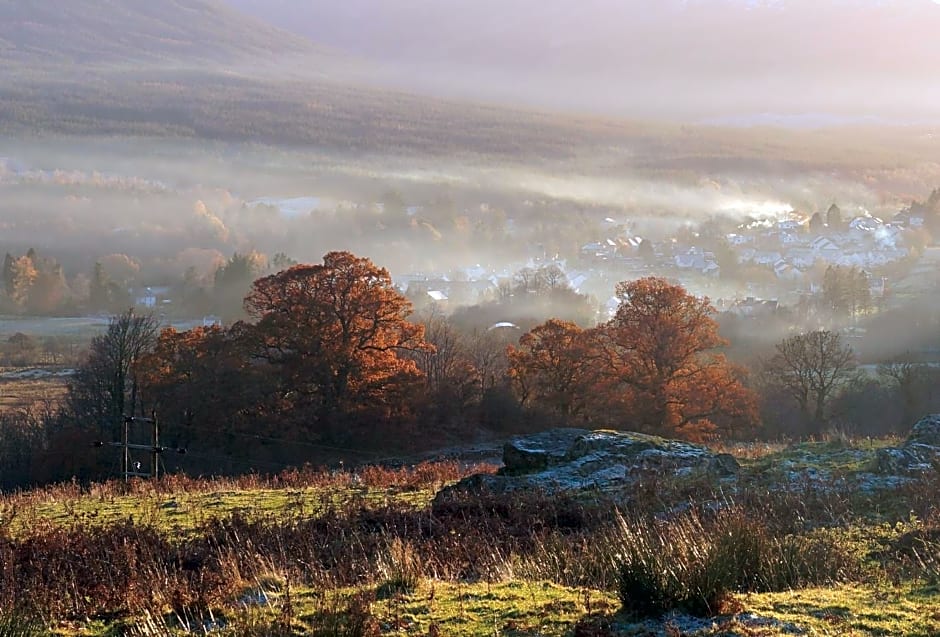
[583,211,918,280]
[391,203,930,323]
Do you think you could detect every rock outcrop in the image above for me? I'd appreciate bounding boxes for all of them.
[436,428,738,502]
[875,414,940,475]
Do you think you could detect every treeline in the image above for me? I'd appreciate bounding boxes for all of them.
[1,249,73,315]
[1,250,939,488]
[0,246,279,320]
[0,247,150,315]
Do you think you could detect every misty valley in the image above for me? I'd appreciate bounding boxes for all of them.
[3,0,940,635]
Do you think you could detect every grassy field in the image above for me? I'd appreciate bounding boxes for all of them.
[0,372,67,414]
[2,441,940,635]
[5,481,435,538]
[0,317,110,339]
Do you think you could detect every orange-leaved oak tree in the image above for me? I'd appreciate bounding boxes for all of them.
[598,277,757,441]
[243,251,428,439]
[507,319,602,422]
[138,325,270,451]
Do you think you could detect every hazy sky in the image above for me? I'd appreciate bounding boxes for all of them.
[226,0,940,122]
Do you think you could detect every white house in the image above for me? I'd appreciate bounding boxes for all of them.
[810,236,841,257]
[134,286,172,309]
[785,247,816,269]
[751,251,783,266]
[773,259,802,280]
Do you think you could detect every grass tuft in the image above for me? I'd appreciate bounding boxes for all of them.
[615,505,861,618]
[0,613,46,637]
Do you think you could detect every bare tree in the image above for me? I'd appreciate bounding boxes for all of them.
[878,357,931,430]
[66,309,160,439]
[466,329,512,400]
[763,330,855,432]
[540,264,567,291]
[415,309,467,392]
[512,267,542,294]
[412,309,479,419]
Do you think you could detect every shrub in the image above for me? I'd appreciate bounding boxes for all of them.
[375,538,423,598]
[615,509,736,617]
[615,506,860,618]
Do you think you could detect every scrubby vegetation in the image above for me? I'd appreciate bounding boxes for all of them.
[1,447,940,635]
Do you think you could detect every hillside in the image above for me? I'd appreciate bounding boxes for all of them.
[0,0,327,67]
[0,0,620,158]
[1,0,938,169]
[226,0,940,74]
[225,0,940,120]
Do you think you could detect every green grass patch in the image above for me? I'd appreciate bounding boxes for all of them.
[742,439,890,478]
[53,581,620,637]
[5,484,434,537]
[359,580,618,637]
[744,585,940,636]
[45,581,940,637]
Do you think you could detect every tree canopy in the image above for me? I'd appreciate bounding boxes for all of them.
[599,277,756,440]
[506,277,757,440]
[763,329,856,431]
[507,319,600,421]
[243,251,427,438]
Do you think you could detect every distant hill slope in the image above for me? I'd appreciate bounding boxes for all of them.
[0,0,624,157]
[225,0,940,77]
[0,0,936,166]
[0,0,325,66]
[224,0,940,120]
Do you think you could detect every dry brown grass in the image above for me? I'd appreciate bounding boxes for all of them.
[0,459,498,511]
[707,440,786,460]
[0,375,67,414]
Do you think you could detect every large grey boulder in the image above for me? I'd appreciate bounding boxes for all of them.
[908,414,940,447]
[436,429,738,502]
[502,428,591,474]
[875,414,940,475]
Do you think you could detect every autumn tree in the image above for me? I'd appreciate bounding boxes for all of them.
[598,277,757,440]
[138,325,271,463]
[507,319,601,422]
[28,263,69,315]
[0,249,72,315]
[243,251,427,441]
[9,254,37,311]
[762,330,855,432]
[98,254,141,289]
